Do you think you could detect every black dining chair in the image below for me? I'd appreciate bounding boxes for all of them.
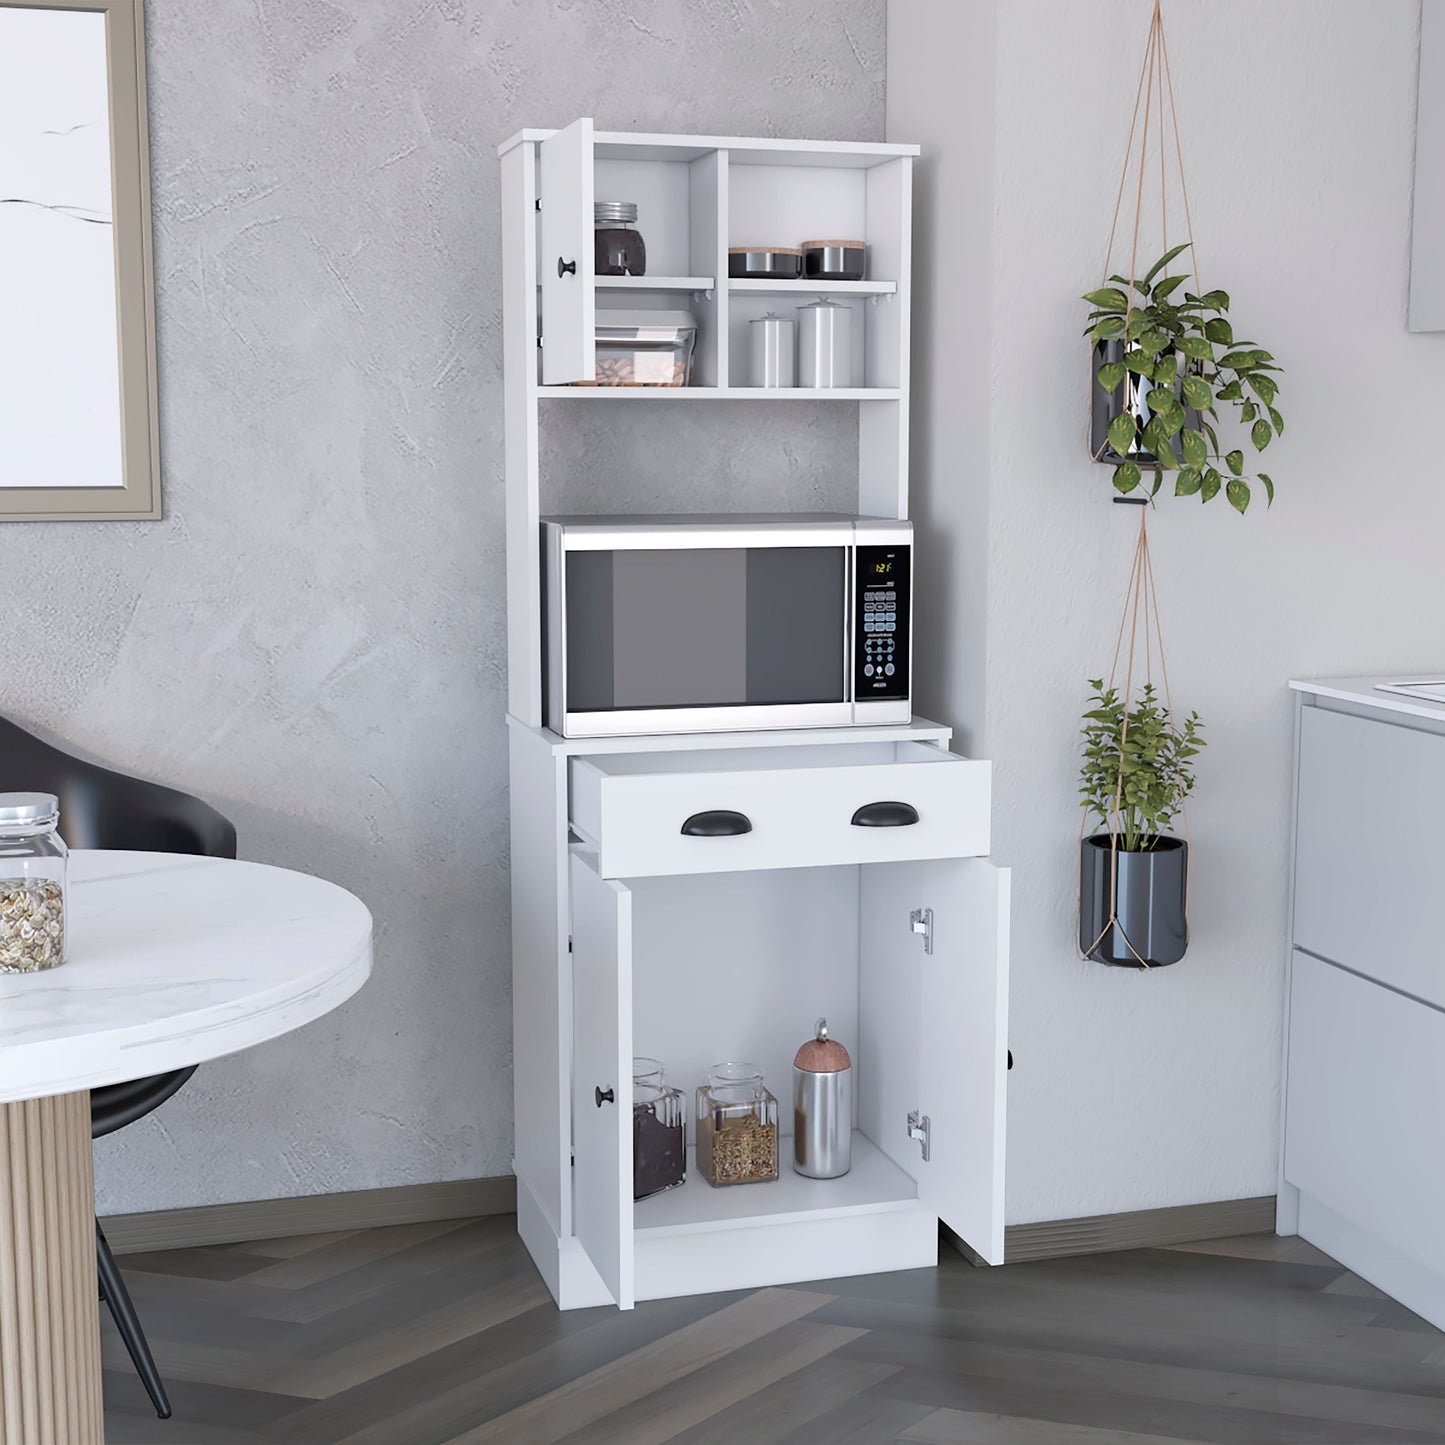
[0,715,236,1421]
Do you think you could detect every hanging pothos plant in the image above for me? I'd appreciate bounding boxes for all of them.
[1085,242,1284,514]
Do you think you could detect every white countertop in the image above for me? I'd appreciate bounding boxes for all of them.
[1290,676,1445,724]
[0,851,372,1104]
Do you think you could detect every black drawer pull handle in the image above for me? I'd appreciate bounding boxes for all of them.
[681,809,752,838]
[595,1086,614,1108]
[558,256,577,277]
[851,800,919,828]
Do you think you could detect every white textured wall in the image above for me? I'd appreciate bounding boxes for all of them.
[0,1,883,1215]
[894,0,1439,1225]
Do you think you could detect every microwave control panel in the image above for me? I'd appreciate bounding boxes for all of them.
[854,544,910,700]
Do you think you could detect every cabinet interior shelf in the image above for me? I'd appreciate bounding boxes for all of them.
[634,1132,918,1236]
[535,386,902,401]
[536,275,716,293]
[728,279,897,296]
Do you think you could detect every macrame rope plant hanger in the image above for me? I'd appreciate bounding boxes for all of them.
[1080,0,1198,968]
[1077,506,1190,967]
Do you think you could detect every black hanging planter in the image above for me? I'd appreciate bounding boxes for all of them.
[1078,833,1188,968]
[1090,339,1202,468]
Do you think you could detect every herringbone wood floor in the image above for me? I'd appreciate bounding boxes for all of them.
[98,1218,1445,1445]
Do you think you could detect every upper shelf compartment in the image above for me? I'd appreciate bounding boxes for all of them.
[522,120,915,395]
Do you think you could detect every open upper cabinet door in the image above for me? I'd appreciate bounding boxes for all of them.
[570,851,634,1308]
[861,857,1010,1264]
[540,117,596,383]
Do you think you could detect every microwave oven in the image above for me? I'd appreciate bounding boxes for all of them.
[541,514,912,738]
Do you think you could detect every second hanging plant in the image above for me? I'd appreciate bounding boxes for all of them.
[1077,677,1204,968]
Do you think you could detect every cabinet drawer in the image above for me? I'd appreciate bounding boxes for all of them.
[1295,705,1445,1007]
[569,741,990,878]
[1285,951,1445,1281]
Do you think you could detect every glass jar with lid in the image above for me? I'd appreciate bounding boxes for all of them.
[594,200,647,277]
[695,1062,779,1187]
[0,793,67,973]
[633,1057,686,1200]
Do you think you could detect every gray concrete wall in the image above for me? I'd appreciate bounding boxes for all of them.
[1,0,883,1213]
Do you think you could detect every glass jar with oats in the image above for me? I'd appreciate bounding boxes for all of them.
[0,793,67,974]
[695,1062,778,1187]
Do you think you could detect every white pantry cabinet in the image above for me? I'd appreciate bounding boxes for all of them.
[500,122,1010,1311]
[509,719,1008,1310]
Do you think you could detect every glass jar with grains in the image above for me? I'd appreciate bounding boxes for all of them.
[0,793,67,973]
[695,1062,779,1187]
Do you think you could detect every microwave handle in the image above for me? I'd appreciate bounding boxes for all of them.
[850,800,920,828]
[681,810,753,838]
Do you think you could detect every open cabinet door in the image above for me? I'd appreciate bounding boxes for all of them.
[570,850,634,1308]
[862,857,1010,1264]
[539,117,595,384]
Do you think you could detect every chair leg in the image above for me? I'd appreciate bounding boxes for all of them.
[96,1220,172,1420]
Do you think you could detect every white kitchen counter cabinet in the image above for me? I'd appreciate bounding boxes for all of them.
[1280,678,1445,1331]
[508,719,1009,1310]
[501,123,1010,1312]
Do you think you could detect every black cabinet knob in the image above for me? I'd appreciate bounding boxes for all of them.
[850,800,920,828]
[680,810,752,837]
[595,1086,614,1108]
[558,257,577,277]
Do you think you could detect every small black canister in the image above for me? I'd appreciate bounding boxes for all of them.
[595,201,647,277]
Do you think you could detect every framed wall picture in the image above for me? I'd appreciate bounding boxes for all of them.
[0,0,160,519]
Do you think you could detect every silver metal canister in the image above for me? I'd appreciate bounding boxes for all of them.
[749,312,795,388]
[797,297,851,388]
[792,1018,852,1178]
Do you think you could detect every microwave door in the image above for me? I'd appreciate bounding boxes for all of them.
[553,539,854,736]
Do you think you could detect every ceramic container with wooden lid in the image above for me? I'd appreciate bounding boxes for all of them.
[793,1017,852,1178]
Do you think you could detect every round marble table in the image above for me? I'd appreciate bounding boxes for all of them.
[0,851,372,1444]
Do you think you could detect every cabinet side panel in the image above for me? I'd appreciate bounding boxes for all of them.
[864,156,909,391]
[503,142,541,723]
[1277,691,1304,1233]
[510,726,570,1238]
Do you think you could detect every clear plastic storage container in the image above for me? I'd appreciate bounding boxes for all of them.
[585,310,696,387]
[695,1062,779,1187]
[633,1057,686,1200]
[0,793,67,974]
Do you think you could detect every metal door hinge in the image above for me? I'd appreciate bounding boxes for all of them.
[536,198,542,211]
[910,907,933,955]
[907,1109,931,1162]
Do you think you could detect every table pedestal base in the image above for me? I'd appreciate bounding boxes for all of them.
[0,1092,103,1445]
